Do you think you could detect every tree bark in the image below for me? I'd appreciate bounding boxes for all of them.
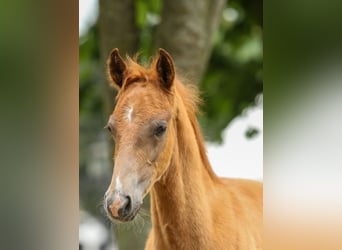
[156,0,227,84]
[98,0,139,115]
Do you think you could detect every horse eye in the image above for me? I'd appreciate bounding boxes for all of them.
[105,125,112,133]
[154,124,167,137]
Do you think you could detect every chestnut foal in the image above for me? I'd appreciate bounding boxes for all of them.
[104,48,262,250]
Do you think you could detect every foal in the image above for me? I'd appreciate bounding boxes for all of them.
[104,48,262,250]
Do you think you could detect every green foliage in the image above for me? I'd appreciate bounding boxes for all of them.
[135,0,163,63]
[79,24,106,170]
[79,25,101,120]
[200,0,262,142]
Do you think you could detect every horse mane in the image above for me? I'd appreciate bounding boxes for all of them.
[115,54,217,179]
[172,79,218,179]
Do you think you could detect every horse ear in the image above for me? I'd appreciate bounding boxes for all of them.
[156,48,175,90]
[107,48,127,89]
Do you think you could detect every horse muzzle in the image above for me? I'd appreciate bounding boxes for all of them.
[105,191,141,222]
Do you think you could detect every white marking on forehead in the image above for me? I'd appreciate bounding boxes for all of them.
[116,176,122,191]
[126,106,134,122]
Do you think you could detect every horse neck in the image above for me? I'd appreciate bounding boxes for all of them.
[150,93,217,247]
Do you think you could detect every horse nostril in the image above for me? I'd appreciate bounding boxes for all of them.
[118,195,132,217]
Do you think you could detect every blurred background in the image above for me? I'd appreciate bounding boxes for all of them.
[79,0,262,249]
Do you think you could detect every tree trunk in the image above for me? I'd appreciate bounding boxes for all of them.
[98,0,138,115]
[156,0,227,84]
